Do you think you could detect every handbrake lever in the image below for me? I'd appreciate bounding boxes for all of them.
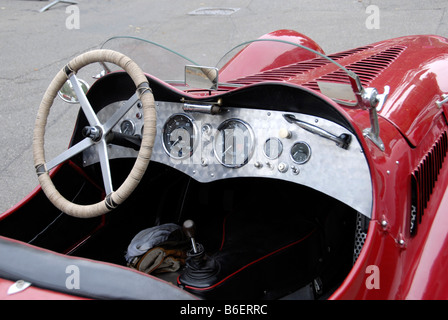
[283,114,351,149]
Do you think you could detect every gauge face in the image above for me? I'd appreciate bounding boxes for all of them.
[290,142,311,164]
[264,138,283,160]
[214,119,255,168]
[162,114,197,159]
[120,119,135,135]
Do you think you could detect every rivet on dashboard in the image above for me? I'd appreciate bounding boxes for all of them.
[254,161,263,169]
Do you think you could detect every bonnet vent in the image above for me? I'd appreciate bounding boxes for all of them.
[410,131,448,236]
[226,46,373,85]
[303,45,406,91]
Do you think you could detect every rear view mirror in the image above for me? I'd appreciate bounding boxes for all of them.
[185,65,218,90]
[58,78,90,103]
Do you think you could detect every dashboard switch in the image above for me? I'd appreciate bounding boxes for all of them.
[279,128,292,139]
[278,162,288,173]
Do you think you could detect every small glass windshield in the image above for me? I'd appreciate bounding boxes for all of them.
[99,35,362,103]
[101,36,198,84]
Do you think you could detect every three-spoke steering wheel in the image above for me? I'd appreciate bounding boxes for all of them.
[33,50,156,218]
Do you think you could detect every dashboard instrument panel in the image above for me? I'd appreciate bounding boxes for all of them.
[86,99,373,217]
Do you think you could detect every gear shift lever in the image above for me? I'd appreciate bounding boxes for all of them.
[179,219,219,290]
[183,219,199,254]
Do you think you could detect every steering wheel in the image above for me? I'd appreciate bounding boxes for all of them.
[33,49,156,218]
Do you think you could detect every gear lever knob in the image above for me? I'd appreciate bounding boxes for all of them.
[183,219,196,238]
[183,219,199,254]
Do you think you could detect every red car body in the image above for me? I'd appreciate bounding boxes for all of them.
[1,29,448,300]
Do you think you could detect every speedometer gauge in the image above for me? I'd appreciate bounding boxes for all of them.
[214,119,255,168]
[162,114,198,159]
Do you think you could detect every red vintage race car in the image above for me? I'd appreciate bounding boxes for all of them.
[1,29,448,300]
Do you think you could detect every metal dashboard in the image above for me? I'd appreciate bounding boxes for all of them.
[84,100,373,217]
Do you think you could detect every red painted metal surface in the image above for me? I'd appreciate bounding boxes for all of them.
[323,35,448,298]
[219,29,325,82]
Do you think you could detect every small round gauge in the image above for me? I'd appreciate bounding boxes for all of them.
[120,119,135,135]
[162,114,197,159]
[290,141,311,164]
[263,138,283,160]
[214,118,255,168]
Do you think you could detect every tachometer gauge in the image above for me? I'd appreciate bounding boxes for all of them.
[290,141,311,164]
[214,119,255,168]
[162,114,198,159]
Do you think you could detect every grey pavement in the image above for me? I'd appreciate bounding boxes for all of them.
[1,0,447,213]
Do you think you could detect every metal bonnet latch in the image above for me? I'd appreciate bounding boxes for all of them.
[317,70,389,151]
[360,86,389,152]
[347,71,389,151]
[436,93,448,108]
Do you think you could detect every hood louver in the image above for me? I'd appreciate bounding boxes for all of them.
[303,46,406,91]
[227,45,406,90]
[410,131,448,236]
[227,46,373,85]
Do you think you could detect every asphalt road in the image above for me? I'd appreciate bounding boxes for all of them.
[1,0,447,213]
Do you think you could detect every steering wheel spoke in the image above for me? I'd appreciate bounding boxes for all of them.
[103,93,139,134]
[97,140,114,195]
[68,74,101,127]
[45,137,95,171]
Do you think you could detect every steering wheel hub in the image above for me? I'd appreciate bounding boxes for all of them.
[82,126,103,142]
